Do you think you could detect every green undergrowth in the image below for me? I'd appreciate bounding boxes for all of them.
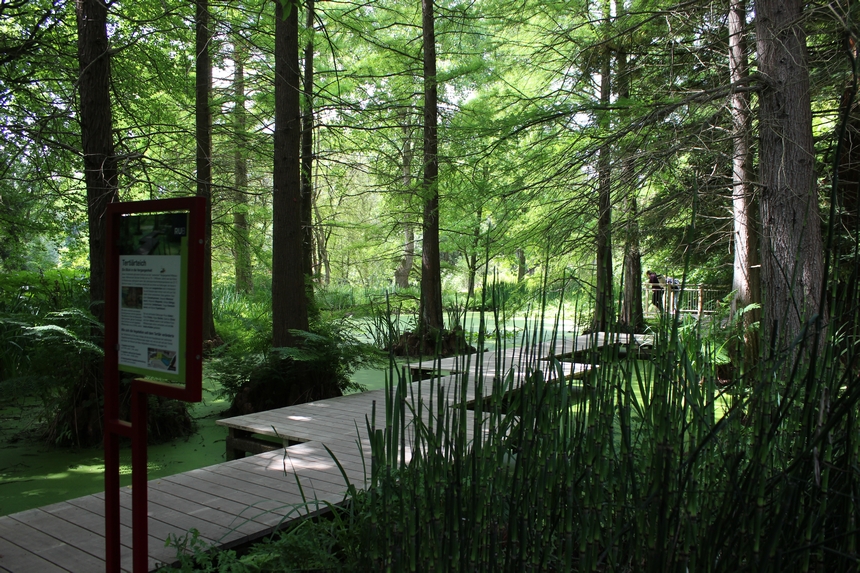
[0,270,199,447]
[207,305,383,414]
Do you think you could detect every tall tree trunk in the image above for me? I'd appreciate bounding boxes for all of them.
[419,0,443,333]
[617,47,644,333]
[76,0,117,324]
[466,205,483,300]
[836,38,860,239]
[395,224,415,288]
[394,121,415,289]
[516,248,526,282]
[833,36,860,353]
[313,201,331,285]
[300,0,315,306]
[232,38,253,294]
[729,0,760,362]
[196,0,217,342]
[755,0,825,352]
[592,40,614,332]
[273,0,309,346]
[619,195,644,332]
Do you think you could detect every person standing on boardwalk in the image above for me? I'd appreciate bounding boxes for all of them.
[647,270,663,312]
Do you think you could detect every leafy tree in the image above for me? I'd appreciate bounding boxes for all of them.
[231,35,254,294]
[728,0,760,361]
[300,0,315,303]
[593,0,614,333]
[617,47,645,333]
[393,116,418,289]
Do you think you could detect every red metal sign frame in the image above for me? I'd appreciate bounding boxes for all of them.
[104,197,205,572]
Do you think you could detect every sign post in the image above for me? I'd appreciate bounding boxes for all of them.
[104,197,205,572]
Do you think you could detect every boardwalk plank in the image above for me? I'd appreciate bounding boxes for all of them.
[206,458,349,502]
[40,499,138,571]
[80,488,222,567]
[68,492,193,544]
[7,508,108,563]
[0,515,104,572]
[149,478,290,528]
[176,469,324,523]
[248,415,360,435]
[146,487,270,542]
[0,547,65,573]
[0,533,69,573]
[240,440,368,473]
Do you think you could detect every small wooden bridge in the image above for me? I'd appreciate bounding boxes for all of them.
[0,332,650,572]
[642,282,729,317]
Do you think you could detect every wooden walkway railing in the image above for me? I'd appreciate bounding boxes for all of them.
[642,283,729,317]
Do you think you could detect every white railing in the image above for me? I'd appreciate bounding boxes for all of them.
[642,284,729,317]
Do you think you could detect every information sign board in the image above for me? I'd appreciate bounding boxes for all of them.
[103,197,205,572]
[116,212,188,381]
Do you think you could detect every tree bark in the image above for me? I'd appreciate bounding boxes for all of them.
[395,224,415,289]
[466,205,483,300]
[729,0,760,362]
[619,197,644,332]
[313,201,331,285]
[196,0,217,342]
[300,0,316,305]
[232,37,253,294]
[394,121,415,289]
[75,0,117,323]
[516,248,526,283]
[592,39,614,333]
[273,0,309,346]
[832,36,860,349]
[419,0,444,333]
[755,0,825,351]
[617,47,644,333]
[836,40,860,239]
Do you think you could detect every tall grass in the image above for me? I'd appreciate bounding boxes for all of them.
[350,290,858,571]
[211,283,273,351]
[208,283,384,408]
[170,265,859,572]
[315,284,419,317]
[0,269,92,384]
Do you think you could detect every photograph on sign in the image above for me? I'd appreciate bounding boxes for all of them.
[117,212,188,380]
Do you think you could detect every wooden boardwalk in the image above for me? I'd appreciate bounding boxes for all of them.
[0,444,361,572]
[0,331,649,572]
[411,330,641,375]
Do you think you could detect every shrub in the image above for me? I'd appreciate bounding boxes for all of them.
[208,316,384,415]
